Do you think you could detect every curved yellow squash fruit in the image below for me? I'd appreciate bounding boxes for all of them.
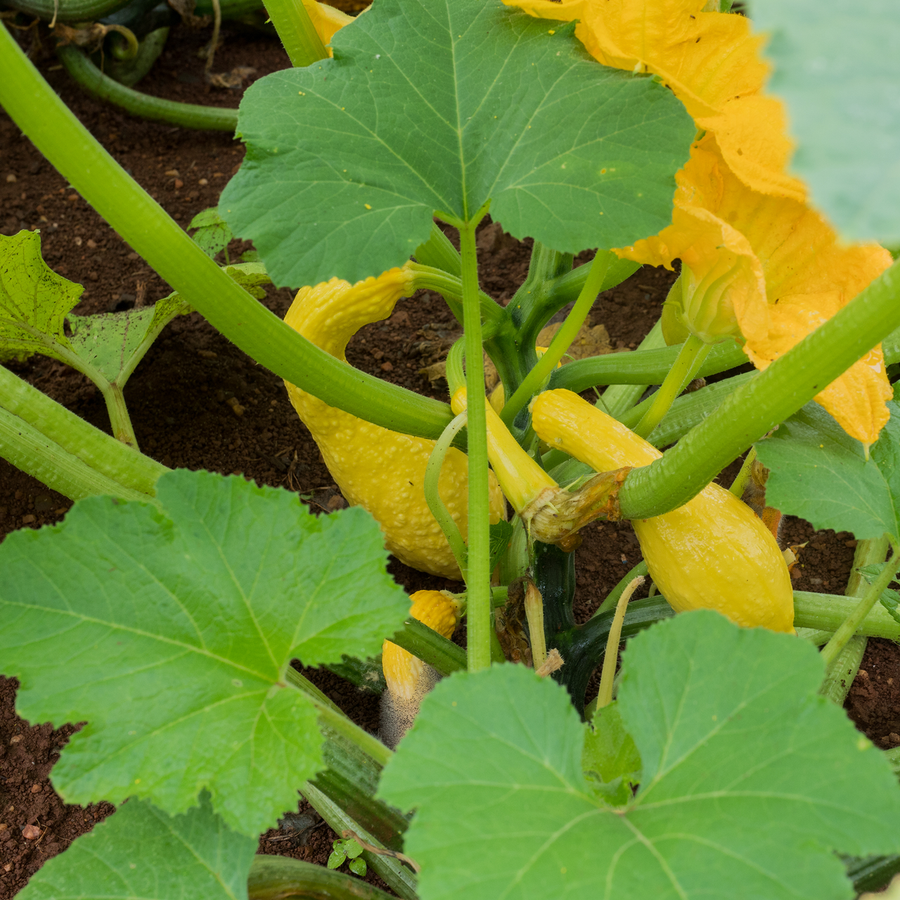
[283,267,505,579]
[380,589,460,748]
[531,389,794,633]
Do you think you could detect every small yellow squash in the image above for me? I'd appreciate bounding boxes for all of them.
[531,389,794,633]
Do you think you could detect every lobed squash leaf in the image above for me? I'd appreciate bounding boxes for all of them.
[379,611,900,900]
[220,0,693,287]
[0,469,409,836]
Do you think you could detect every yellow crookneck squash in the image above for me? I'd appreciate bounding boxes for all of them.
[531,389,795,633]
[283,266,505,579]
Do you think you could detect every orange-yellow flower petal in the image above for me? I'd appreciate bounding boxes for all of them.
[622,138,892,443]
[745,294,891,446]
[305,0,355,51]
[695,94,806,202]
[506,0,768,120]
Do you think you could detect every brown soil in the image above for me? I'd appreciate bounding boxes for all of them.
[1,13,898,898]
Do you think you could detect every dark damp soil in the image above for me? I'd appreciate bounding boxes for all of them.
[1,12,898,898]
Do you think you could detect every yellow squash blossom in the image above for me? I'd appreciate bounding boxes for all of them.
[505,0,892,444]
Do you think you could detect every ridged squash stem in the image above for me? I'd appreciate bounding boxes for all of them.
[56,46,239,132]
[457,213,493,672]
[423,411,471,580]
[0,403,155,504]
[520,254,642,346]
[820,536,893,703]
[249,855,401,900]
[820,543,900,676]
[0,29,451,442]
[285,668,392,768]
[505,242,577,388]
[263,0,329,67]
[595,576,645,710]
[500,250,612,428]
[406,262,505,337]
[550,332,746,394]
[600,319,668,416]
[793,590,900,639]
[728,447,758,498]
[632,333,712,439]
[0,363,166,498]
[298,784,418,900]
[618,258,900,520]
[593,561,649,618]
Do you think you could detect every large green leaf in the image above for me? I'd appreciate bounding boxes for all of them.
[755,400,900,542]
[0,469,408,836]
[379,612,900,900]
[749,0,900,245]
[220,0,693,287]
[18,794,255,900]
[0,229,82,362]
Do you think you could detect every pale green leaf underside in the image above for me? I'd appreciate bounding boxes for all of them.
[220,0,693,286]
[18,794,255,900]
[66,295,190,386]
[755,401,900,542]
[0,230,82,360]
[189,206,235,259]
[379,612,900,900]
[750,0,900,245]
[0,469,409,836]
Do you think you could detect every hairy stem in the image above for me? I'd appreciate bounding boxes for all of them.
[501,250,611,427]
[633,333,711,438]
[457,214,492,672]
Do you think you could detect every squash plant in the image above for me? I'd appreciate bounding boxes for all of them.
[3,0,900,898]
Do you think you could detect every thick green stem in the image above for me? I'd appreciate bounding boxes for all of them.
[0,364,165,497]
[599,320,667,416]
[633,333,711,439]
[820,546,900,674]
[819,536,890,702]
[263,0,329,67]
[793,590,900,641]
[0,29,451,442]
[300,783,418,900]
[0,403,153,503]
[97,382,139,449]
[248,856,399,900]
[501,250,612,427]
[57,46,239,131]
[551,335,745,395]
[286,669,392,768]
[619,259,900,519]
[458,215,492,672]
[407,262,505,335]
